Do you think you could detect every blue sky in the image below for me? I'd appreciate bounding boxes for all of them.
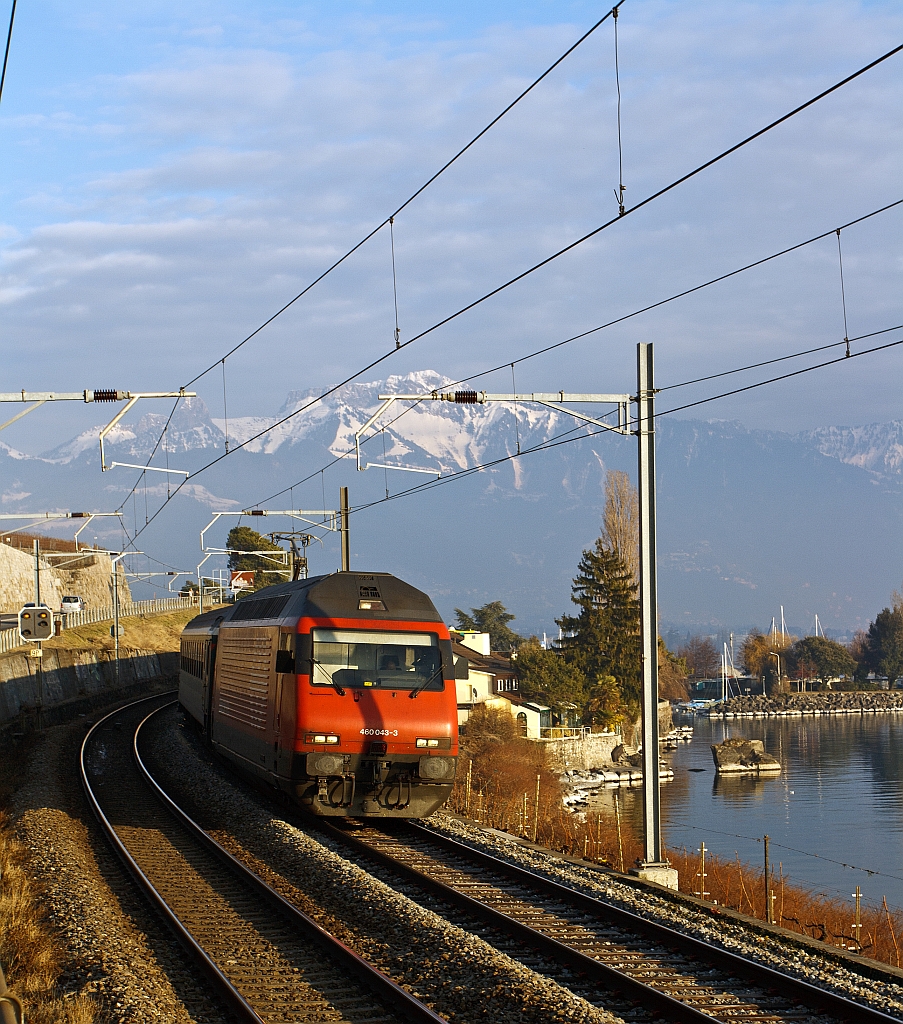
[1,0,902,454]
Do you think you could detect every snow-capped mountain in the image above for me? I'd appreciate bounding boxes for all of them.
[806,422,903,480]
[2,371,901,635]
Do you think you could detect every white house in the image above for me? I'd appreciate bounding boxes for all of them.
[451,631,549,739]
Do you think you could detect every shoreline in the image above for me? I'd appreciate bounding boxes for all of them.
[706,690,903,719]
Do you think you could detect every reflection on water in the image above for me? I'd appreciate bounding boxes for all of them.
[588,713,903,911]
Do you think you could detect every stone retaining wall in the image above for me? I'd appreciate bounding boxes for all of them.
[0,647,178,731]
[709,690,903,718]
[538,732,622,771]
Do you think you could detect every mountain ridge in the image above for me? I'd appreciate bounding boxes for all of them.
[2,371,901,635]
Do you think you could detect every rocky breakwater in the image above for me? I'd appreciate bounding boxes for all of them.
[711,737,781,775]
[561,744,675,810]
[709,690,903,718]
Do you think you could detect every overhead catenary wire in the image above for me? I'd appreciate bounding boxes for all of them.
[181,3,626,391]
[385,41,903,361]
[111,5,626,540]
[182,35,903,440]
[390,217,401,349]
[339,328,903,519]
[658,324,903,393]
[660,333,903,418]
[117,46,903,551]
[248,198,903,513]
[118,193,903,550]
[0,0,17,106]
[836,228,852,357]
[434,197,903,389]
[613,5,626,216]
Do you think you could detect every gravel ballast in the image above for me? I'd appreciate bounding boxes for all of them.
[146,708,622,1024]
[10,696,903,1024]
[420,815,903,1019]
[10,714,230,1023]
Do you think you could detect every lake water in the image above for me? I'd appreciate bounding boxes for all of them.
[588,713,903,913]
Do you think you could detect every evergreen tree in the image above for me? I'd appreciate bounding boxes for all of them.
[556,540,641,712]
[226,526,287,592]
[514,636,586,707]
[454,601,521,651]
[865,605,903,683]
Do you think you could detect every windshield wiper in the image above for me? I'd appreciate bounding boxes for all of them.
[312,658,345,697]
[408,665,443,699]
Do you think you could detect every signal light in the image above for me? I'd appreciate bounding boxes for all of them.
[19,605,53,641]
[304,733,339,744]
[416,738,441,748]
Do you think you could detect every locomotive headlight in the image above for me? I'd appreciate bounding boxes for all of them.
[416,738,441,748]
[305,733,340,744]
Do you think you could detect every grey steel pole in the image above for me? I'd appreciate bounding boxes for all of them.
[33,538,40,605]
[637,342,664,866]
[112,556,120,686]
[340,487,350,572]
[33,538,44,730]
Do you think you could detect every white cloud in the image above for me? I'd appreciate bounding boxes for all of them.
[0,0,901,457]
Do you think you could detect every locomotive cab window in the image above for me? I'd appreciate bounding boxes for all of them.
[311,629,444,691]
[276,632,296,674]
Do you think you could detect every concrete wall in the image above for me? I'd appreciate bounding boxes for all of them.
[0,646,178,730]
[538,732,622,771]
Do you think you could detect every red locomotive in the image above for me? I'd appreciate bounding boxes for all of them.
[179,572,459,816]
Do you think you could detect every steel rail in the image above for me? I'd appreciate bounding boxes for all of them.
[319,820,714,1024]
[133,702,448,1024]
[81,695,446,1024]
[80,694,263,1023]
[409,824,902,1024]
[321,820,900,1024]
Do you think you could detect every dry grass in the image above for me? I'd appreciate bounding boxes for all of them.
[42,605,224,654]
[450,721,903,971]
[0,813,98,1023]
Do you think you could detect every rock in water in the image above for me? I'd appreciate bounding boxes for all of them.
[711,737,781,774]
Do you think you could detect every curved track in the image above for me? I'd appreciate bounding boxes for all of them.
[80,695,446,1024]
[317,820,900,1024]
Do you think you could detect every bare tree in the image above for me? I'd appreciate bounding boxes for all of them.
[678,635,720,679]
[601,470,639,582]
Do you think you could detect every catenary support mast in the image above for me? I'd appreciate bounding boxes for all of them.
[636,342,666,869]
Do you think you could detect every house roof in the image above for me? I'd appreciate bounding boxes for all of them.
[451,637,518,677]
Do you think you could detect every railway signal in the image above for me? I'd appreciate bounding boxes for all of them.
[18,604,53,641]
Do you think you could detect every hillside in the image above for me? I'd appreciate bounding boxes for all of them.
[0,540,131,614]
[41,606,221,654]
[1,372,901,634]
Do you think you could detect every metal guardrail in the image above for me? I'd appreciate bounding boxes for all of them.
[0,596,192,656]
[539,726,592,739]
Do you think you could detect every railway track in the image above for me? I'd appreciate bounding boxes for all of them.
[80,695,446,1024]
[316,820,899,1024]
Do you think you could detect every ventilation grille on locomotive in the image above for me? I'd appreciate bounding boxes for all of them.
[180,638,206,678]
[230,595,291,621]
[216,634,272,730]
